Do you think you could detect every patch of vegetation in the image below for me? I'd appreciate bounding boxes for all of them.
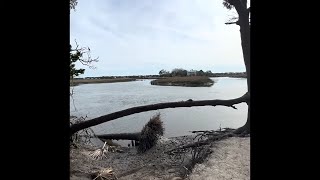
[71,78,136,86]
[151,76,214,87]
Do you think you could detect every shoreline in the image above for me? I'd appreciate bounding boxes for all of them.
[70,76,246,87]
[70,78,137,86]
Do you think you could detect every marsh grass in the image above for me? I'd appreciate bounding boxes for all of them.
[71,78,136,86]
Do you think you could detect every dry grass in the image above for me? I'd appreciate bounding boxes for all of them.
[151,76,214,87]
[71,78,136,86]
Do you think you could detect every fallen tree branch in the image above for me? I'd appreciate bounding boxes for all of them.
[70,92,249,135]
[190,128,236,134]
[166,133,234,154]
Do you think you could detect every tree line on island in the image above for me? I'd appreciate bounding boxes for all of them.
[158,68,246,78]
[159,68,212,77]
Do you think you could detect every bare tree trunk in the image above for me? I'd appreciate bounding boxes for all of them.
[229,0,250,134]
[235,16,250,134]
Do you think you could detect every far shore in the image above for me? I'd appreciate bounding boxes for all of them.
[70,74,246,87]
[70,78,136,86]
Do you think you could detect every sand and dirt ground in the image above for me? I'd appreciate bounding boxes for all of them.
[70,136,250,180]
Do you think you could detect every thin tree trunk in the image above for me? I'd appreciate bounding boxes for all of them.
[230,0,250,134]
[239,8,250,134]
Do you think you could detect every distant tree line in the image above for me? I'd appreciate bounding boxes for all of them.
[159,68,213,77]
[73,71,247,80]
[211,72,246,78]
[74,75,160,80]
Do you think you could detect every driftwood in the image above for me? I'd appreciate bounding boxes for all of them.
[166,129,235,155]
[70,93,249,135]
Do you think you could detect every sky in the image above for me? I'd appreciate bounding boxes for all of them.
[70,0,246,77]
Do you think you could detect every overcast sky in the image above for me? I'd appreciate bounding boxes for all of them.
[70,0,245,77]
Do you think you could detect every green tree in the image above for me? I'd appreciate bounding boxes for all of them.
[70,45,84,77]
[159,69,171,77]
[171,68,187,77]
[70,42,99,79]
[197,70,205,76]
[205,70,213,76]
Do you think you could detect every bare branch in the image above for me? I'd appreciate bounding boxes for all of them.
[230,105,237,109]
[70,93,250,135]
[74,39,79,50]
[225,21,239,25]
[225,14,239,25]
[70,39,99,72]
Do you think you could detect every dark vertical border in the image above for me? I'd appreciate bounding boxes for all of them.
[250,0,312,179]
[1,1,70,179]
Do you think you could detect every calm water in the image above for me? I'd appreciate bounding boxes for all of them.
[70,77,248,139]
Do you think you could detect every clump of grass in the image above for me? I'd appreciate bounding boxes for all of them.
[137,113,164,153]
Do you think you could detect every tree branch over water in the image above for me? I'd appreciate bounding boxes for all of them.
[70,92,250,135]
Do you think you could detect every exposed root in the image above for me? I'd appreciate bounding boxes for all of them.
[137,113,164,153]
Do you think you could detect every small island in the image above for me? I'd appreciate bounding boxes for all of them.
[150,68,214,87]
[151,76,214,87]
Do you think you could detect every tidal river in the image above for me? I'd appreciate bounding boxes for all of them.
[70,77,248,143]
